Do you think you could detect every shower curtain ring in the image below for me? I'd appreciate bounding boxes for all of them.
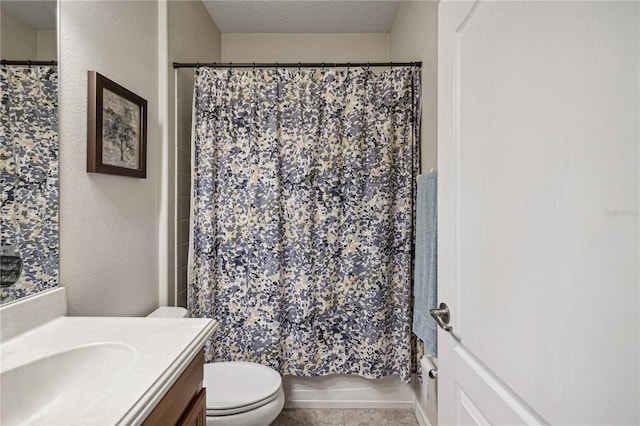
[322,62,325,70]
[27,60,32,68]
[367,62,370,70]
[253,62,256,70]
[229,62,232,69]
[298,62,301,70]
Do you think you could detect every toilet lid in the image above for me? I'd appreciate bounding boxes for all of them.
[204,361,282,412]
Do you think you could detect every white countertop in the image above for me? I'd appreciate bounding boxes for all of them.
[0,291,218,425]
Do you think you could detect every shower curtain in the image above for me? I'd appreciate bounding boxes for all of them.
[189,66,420,381]
[0,65,59,302]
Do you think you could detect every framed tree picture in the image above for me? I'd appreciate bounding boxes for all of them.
[87,71,147,178]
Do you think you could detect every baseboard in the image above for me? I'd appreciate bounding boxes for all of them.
[283,374,415,409]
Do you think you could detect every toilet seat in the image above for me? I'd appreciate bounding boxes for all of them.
[204,361,282,416]
[206,387,282,416]
[205,388,285,426]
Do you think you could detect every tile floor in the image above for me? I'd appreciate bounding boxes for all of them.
[271,408,419,426]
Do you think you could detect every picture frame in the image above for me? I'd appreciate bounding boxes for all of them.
[87,71,147,178]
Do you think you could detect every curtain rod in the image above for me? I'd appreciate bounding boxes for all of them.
[1,60,58,66]
[173,61,421,69]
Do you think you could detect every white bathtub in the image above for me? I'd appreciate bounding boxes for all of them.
[282,373,415,409]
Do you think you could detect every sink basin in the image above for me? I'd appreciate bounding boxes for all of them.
[1,342,136,425]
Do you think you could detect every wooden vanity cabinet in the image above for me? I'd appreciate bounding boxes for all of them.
[178,388,206,426]
[143,350,206,426]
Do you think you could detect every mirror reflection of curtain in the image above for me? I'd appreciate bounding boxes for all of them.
[189,67,420,381]
[0,65,59,302]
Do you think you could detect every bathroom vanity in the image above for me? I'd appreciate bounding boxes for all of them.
[0,288,218,425]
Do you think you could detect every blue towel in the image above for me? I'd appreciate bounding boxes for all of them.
[413,171,438,357]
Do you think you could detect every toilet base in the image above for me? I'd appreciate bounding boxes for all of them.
[206,387,285,426]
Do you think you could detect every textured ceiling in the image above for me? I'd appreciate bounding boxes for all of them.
[1,0,56,31]
[202,1,401,33]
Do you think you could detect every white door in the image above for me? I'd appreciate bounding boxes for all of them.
[437,1,639,425]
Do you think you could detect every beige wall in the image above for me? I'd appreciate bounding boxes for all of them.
[37,30,57,61]
[1,12,57,61]
[166,1,221,307]
[1,10,38,60]
[389,3,439,424]
[54,0,219,316]
[390,1,438,173]
[222,33,389,63]
[59,0,160,316]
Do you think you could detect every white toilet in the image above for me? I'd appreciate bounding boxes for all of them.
[147,307,285,426]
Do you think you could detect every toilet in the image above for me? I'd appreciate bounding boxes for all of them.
[147,307,285,426]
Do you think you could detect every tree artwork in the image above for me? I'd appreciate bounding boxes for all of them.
[101,88,140,169]
[88,72,147,178]
[104,104,136,162]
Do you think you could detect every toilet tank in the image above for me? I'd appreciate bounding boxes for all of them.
[147,307,189,318]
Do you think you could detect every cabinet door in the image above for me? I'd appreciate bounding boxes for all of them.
[143,351,205,426]
[178,389,206,426]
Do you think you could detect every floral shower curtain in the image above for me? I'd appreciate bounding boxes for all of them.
[189,66,420,381]
[0,65,59,302]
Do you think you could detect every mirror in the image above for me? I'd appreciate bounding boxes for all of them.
[1,0,59,304]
